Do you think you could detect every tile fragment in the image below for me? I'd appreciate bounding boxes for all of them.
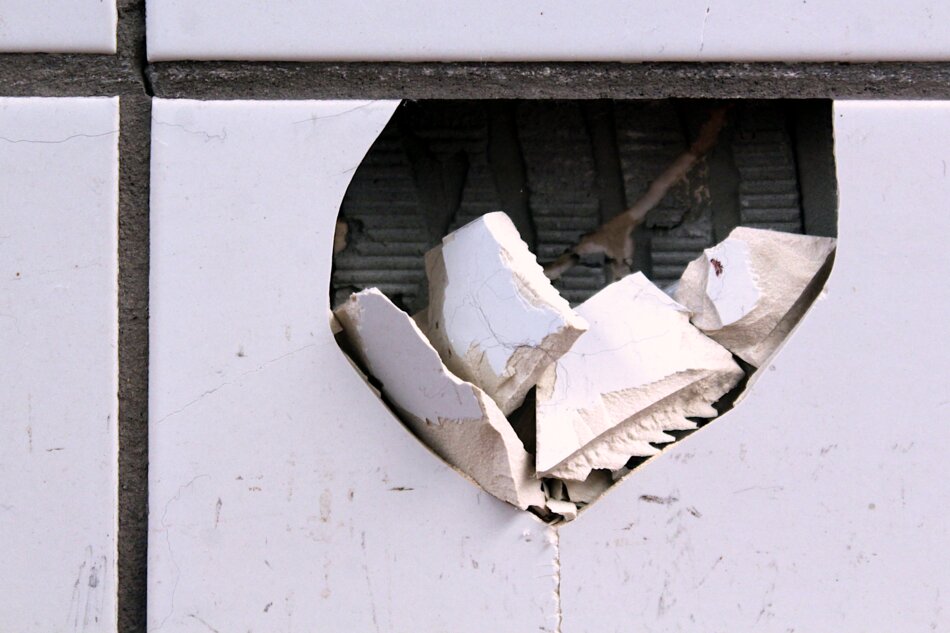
[564,470,614,505]
[545,498,578,521]
[424,212,588,415]
[536,273,743,481]
[336,288,544,509]
[675,227,836,366]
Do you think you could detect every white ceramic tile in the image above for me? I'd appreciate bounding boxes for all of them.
[557,102,950,632]
[0,1,116,54]
[0,97,119,631]
[148,99,558,633]
[147,0,950,62]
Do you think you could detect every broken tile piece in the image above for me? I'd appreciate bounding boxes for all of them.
[329,310,343,335]
[675,227,837,366]
[425,212,589,415]
[335,288,544,510]
[546,499,578,521]
[564,470,614,505]
[536,273,744,481]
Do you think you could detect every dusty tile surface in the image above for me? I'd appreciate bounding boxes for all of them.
[148,99,559,633]
[0,97,119,632]
[0,1,116,53]
[557,102,950,632]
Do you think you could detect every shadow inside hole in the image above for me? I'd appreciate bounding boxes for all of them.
[331,98,838,521]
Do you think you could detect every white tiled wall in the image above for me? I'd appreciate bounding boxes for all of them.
[0,97,119,632]
[147,99,558,633]
[558,102,950,631]
[146,97,950,630]
[147,0,950,62]
[0,1,117,54]
[4,4,947,627]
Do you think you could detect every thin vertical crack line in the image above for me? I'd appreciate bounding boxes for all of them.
[553,527,563,633]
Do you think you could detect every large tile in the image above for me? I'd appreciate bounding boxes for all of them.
[0,1,116,53]
[148,0,950,62]
[148,99,558,633]
[0,97,119,632]
[558,102,950,631]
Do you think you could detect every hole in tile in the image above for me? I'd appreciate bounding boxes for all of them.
[330,99,838,523]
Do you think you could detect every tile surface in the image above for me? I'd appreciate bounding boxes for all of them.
[148,0,950,62]
[0,97,119,632]
[558,101,950,632]
[148,99,558,633]
[0,1,116,53]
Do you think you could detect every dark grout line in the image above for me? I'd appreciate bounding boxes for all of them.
[117,94,151,633]
[146,61,950,100]
[0,54,141,96]
[115,2,150,632]
[8,58,950,101]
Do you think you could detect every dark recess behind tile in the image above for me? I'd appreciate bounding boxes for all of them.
[332,99,837,312]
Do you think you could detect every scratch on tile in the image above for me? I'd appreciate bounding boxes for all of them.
[640,494,679,505]
[155,474,211,630]
[0,130,118,145]
[292,101,379,125]
[154,343,319,424]
[154,120,227,143]
[699,6,711,52]
[187,613,222,633]
[360,531,381,633]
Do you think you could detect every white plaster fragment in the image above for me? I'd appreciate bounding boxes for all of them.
[335,288,544,510]
[329,310,343,335]
[675,227,836,367]
[536,272,744,480]
[545,499,578,521]
[425,212,589,415]
[564,470,614,505]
